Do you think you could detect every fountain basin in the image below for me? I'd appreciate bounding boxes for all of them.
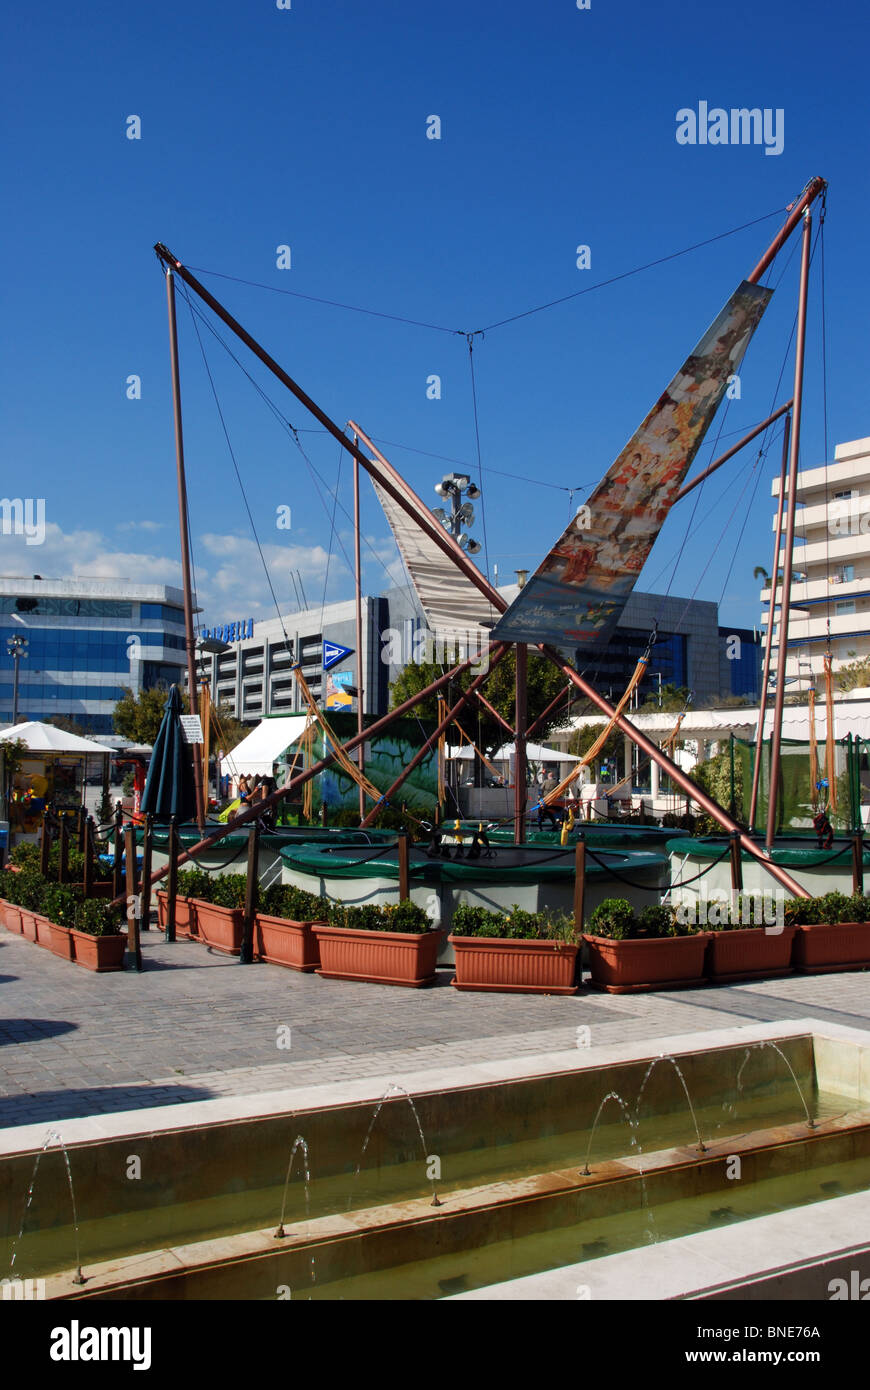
[3,1019,869,1300]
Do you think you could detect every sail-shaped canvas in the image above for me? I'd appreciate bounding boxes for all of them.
[491,280,773,649]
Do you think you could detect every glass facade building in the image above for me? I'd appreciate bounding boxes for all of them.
[0,580,188,735]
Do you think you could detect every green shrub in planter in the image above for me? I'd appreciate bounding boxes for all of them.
[41,884,80,928]
[176,868,214,901]
[328,900,430,934]
[637,903,681,938]
[260,882,327,921]
[10,868,47,912]
[451,902,576,942]
[74,898,123,936]
[586,898,636,940]
[9,843,41,870]
[209,873,248,910]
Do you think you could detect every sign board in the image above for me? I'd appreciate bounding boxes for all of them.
[330,670,354,687]
[323,641,354,672]
[180,715,204,745]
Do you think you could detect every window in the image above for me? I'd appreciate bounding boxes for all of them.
[835,600,856,617]
[838,565,855,583]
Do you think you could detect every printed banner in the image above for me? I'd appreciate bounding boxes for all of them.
[491,280,773,649]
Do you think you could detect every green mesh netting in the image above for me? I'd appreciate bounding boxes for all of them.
[734,734,865,832]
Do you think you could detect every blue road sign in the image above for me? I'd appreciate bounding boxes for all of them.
[323,641,354,672]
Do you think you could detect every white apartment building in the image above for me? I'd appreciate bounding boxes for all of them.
[762,435,870,684]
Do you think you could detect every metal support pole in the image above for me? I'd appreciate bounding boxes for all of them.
[112,805,124,902]
[729,831,744,892]
[475,689,515,739]
[675,400,793,503]
[40,812,51,877]
[124,823,142,972]
[852,830,864,897]
[766,210,813,850]
[240,820,259,964]
[750,411,791,828]
[83,816,94,899]
[165,818,178,944]
[515,644,528,844]
[573,836,586,934]
[165,267,206,830]
[353,435,366,823]
[140,816,153,931]
[397,830,410,901]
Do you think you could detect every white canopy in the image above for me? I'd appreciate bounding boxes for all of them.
[220,717,309,779]
[0,721,113,754]
[446,741,581,763]
[372,478,495,641]
[494,741,583,763]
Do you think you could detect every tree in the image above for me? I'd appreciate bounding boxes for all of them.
[113,686,250,751]
[113,686,188,745]
[753,565,771,585]
[567,722,622,779]
[639,682,691,712]
[689,744,743,820]
[835,655,870,693]
[389,648,569,755]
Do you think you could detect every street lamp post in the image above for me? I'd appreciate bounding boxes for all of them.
[6,635,28,725]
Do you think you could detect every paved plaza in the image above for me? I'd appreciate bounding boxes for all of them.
[1,925,869,1131]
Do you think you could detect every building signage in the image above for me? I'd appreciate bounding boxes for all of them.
[201,619,254,644]
[323,641,353,671]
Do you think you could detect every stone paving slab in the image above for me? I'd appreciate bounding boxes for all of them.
[1,928,869,1130]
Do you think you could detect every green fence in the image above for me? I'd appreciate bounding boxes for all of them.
[732,733,867,833]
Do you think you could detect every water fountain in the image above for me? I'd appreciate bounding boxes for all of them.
[349,1082,441,1208]
[8,1129,85,1286]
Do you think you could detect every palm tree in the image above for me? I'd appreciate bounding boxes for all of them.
[753,565,771,585]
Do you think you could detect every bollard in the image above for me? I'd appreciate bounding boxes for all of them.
[124,823,142,972]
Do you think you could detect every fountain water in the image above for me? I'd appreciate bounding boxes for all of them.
[9,1129,85,1285]
[635,1055,707,1153]
[350,1082,441,1208]
[273,1135,312,1240]
[736,1042,816,1129]
[580,1092,658,1244]
[273,1135,316,1293]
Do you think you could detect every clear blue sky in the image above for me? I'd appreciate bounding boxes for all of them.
[4,0,868,640]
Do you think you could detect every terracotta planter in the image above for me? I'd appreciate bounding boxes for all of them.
[19,910,38,942]
[706,926,796,983]
[449,936,580,994]
[254,913,323,972]
[794,921,870,974]
[311,925,439,987]
[193,900,244,955]
[583,932,710,994]
[156,890,199,939]
[0,900,22,934]
[69,929,126,972]
[32,912,53,948]
[48,922,76,961]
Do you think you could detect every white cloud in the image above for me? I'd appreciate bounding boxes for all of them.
[0,521,407,626]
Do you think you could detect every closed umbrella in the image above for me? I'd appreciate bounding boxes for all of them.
[140,685,197,823]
